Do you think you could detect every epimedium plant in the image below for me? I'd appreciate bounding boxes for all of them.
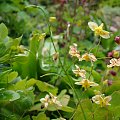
[0,20,72,120]
[0,3,120,120]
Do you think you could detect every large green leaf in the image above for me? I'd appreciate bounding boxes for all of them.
[94,107,113,120]
[32,112,47,120]
[14,79,37,91]
[0,108,20,120]
[8,71,18,83]
[0,90,20,102]
[36,80,58,95]
[13,90,35,114]
[73,99,93,120]
[0,71,18,85]
[105,82,120,95]
[0,23,8,41]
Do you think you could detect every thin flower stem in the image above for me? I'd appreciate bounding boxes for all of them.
[48,24,87,120]
[26,5,87,120]
[88,37,101,80]
[54,104,63,118]
[95,37,101,56]
[88,61,94,80]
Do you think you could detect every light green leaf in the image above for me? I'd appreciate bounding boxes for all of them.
[36,80,58,95]
[26,78,37,88]
[0,23,8,41]
[61,106,74,112]
[73,99,93,120]
[59,95,70,106]
[32,112,47,120]
[8,71,18,83]
[14,80,26,90]
[0,90,20,102]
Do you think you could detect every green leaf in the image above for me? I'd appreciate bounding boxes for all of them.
[0,23,8,41]
[29,103,41,111]
[13,91,35,114]
[14,56,28,64]
[59,95,70,106]
[94,107,113,120]
[73,99,93,120]
[0,43,6,57]
[61,106,74,112]
[26,78,37,88]
[14,79,36,90]
[110,91,120,107]
[14,80,26,90]
[57,89,67,98]
[22,115,31,120]
[8,71,18,83]
[36,80,58,95]
[0,90,20,102]
[105,82,120,95]
[0,108,20,120]
[32,112,47,120]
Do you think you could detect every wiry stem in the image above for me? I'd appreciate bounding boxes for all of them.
[26,5,87,120]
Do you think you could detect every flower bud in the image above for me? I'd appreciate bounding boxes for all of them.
[115,36,120,44]
[113,50,119,58]
[108,80,113,86]
[53,52,59,61]
[103,80,108,85]
[107,51,113,58]
[39,33,46,41]
[109,70,116,76]
[49,17,56,23]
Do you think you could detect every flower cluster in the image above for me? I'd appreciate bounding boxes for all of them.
[69,21,112,107]
[69,44,97,62]
[40,93,62,108]
[70,49,98,90]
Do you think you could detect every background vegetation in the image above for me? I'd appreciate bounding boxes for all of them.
[0,0,120,120]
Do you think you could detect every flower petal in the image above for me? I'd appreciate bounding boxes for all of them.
[99,23,104,29]
[104,96,112,103]
[100,30,110,39]
[88,22,98,31]
[44,102,48,108]
[89,82,99,86]
[75,82,82,85]
[40,98,45,103]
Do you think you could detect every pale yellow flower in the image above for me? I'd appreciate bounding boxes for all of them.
[40,93,62,108]
[75,79,98,90]
[49,93,62,107]
[69,43,80,59]
[107,58,120,68]
[72,65,86,78]
[49,17,56,22]
[88,22,110,39]
[92,94,112,107]
[40,94,50,108]
[80,53,97,62]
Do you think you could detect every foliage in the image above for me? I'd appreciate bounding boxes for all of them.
[0,0,120,120]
